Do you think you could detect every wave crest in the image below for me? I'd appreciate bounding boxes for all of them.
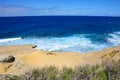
[0,31,120,53]
[0,37,21,43]
[107,31,120,45]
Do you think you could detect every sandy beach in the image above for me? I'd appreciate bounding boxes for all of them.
[0,45,119,76]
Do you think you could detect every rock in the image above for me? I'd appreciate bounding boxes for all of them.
[0,55,15,63]
[32,45,37,48]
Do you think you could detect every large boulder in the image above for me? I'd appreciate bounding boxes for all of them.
[0,55,15,63]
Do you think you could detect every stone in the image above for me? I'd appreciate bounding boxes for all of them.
[32,45,37,48]
[0,55,15,63]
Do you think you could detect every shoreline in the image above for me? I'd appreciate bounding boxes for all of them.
[0,44,119,53]
[0,45,120,75]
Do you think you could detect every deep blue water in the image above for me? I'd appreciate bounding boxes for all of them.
[0,16,120,53]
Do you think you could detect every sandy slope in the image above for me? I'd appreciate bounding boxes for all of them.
[0,45,36,55]
[21,50,86,69]
[0,45,119,75]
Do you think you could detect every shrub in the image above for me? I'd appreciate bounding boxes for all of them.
[101,50,119,58]
[1,59,120,80]
[47,66,58,80]
[0,75,21,80]
[96,70,107,80]
[109,50,119,57]
[61,67,75,80]
[31,66,58,80]
[74,65,95,80]
[102,59,119,80]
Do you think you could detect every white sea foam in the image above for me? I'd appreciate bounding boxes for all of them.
[1,32,120,53]
[107,31,120,45]
[0,37,21,43]
[0,35,111,53]
[113,31,120,34]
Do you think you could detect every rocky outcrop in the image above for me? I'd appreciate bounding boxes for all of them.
[0,55,15,63]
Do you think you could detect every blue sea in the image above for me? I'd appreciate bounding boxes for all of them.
[0,16,120,53]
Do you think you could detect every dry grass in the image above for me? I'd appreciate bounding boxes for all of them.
[101,50,119,58]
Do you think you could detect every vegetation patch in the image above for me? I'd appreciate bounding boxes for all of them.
[109,50,119,57]
[101,50,119,58]
[0,59,120,80]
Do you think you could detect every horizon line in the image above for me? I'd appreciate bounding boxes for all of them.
[0,15,120,18]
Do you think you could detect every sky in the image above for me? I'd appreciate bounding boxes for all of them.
[0,0,120,16]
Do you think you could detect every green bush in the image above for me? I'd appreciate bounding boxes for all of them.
[102,59,119,80]
[96,70,107,80]
[101,50,119,58]
[74,65,94,79]
[47,66,58,80]
[109,50,119,57]
[32,66,58,80]
[1,59,120,80]
[61,67,75,80]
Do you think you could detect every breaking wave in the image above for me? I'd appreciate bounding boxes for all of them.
[0,37,21,43]
[107,31,120,45]
[0,31,120,53]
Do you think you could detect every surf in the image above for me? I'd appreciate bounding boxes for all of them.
[0,37,21,43]
[0,34,115,53]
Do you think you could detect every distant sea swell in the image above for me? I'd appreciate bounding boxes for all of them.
[0,16,120,53]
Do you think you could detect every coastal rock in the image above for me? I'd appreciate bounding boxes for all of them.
[0,55,15,63]
[32,45,37,49]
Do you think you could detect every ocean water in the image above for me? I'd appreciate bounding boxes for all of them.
[0,16,120,53]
